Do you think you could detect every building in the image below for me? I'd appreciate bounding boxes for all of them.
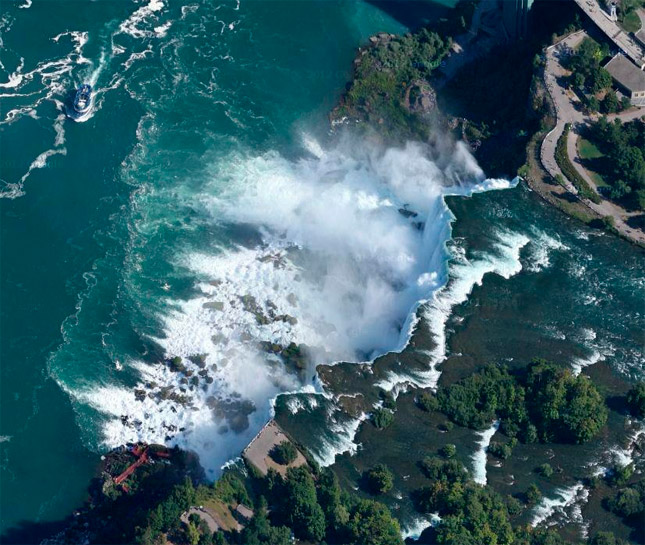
[501,0,534,39]
[605,53,645,107]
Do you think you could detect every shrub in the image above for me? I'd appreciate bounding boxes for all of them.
[537,463,554,477]
[372,408,394,430]
[609,464,634,487]
[271,441,298,465]
[489,442,513,460]
[416,392,439,412]
[525,483,542,505]
[363,464,394,495]
[419,456,467,483]
[555,124,601,203]
[626,381,645,419]
[440,444,457,459]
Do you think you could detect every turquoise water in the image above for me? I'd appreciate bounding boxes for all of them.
[0,0,642,539]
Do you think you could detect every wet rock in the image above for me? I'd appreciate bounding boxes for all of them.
[398,207,418,219]
[189,354,208,368]
[403,80,437,115]
[211,333,227,344]
[168,356,186,374]
[240,294,270,325]
[202,301,224,311]
[134,389,147,402]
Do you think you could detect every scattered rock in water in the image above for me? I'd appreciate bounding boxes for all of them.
[260,341,309,372]
[211,333,227,345]
[202,301,224,311]
[155,386,192,406]
[189,354,208,368]
[240,294,270,325]
[398,207,418,219]
[134,389,147,402]
[287,293,298,306]
[207,396,256,433]
[168,356,186,374]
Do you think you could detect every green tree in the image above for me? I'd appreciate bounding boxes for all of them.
[537,463,554,478]
[526,483,542,505]
[186,522,200,545]
[371,408,394,429]
[270,441,298,465]
[416,392,439,412]
[525,360,607,443]
[363,464,394,495]
[626,381,645,418]
[281,467,326,542]
[347,499,404,545]
[603,90,619,113]
[440,444,457,459]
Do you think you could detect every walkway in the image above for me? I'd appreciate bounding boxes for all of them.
[541,31,645,245]
[572,0,645,68]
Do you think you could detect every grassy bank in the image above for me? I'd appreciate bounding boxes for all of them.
[555,124,602,203]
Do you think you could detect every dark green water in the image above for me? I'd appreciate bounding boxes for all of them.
[0,0,642,540]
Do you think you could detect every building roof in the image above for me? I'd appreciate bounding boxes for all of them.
[605,54,645,92]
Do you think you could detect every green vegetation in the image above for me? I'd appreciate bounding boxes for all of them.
[586,118,645,209]
[626,381,645,419]
[525,483,543,506]
[270,441,298,465]
[371,407,394,429]
[440,443,457,459]
[603,477,645,542]
[622,10,642,32]
[489,440,515,460]
[416,391,439,412]
[537,463,554,478]
[565,37,615,114]
[555,124,602,203]
[266,466,403,545]
[438,360,608,444]
[578,137,604,161]
[419,456,468,482]
[334,28,450,138]
[413,455,569,545]
[618,0,645,32]
[362,464,394,495]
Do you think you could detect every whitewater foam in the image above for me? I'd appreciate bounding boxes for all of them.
[531,482,589,531]
[61,136,521,475]
[471,420,499,485]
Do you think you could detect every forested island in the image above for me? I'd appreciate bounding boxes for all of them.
[42,369,644,545]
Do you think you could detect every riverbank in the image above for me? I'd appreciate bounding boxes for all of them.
[536,30,645,247]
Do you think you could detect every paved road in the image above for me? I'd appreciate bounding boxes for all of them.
[572,0,645,68]
[181,507,220,533]
[541,31,645,245]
